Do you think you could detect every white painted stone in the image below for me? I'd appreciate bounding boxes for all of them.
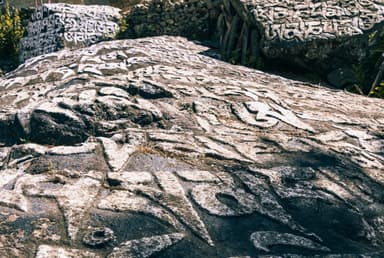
[98,137,136,172]
[107,233,185,258]
[47,142,98,155]
[250,231,330,252]
[176,170,219,182]
[191,183,259,216]
[36,245,100,258]
[108,171,153,186]
[97,190,183,230]
[143,171,214,245]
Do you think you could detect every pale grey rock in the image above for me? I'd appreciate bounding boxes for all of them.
[97,190,184,230]
[99,87,130,99]
[0,189,29,212]
[107,171,153,186]
[46,142,98,155]
[250,231,330,252]
[0,169,22,187]
[0,36,383,257]
[79,89,97,105]
[9,143,47,160]
[135,98,163,120]
[36,245,100,258]
[107,233,185,258]
[231,102,279,129]
[191,183,260,216]
[195,135,252,162]
[0,169,28,211]
[98,137,137,172]
[52,177,101,240]
[176,170,220,182]
[20,175,101,240]
[143,170,214,245]
[0,147,10,168]
[232,101,315,132]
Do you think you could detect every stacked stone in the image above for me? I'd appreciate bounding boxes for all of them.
[124,0,220,40]
[19,3,121,62]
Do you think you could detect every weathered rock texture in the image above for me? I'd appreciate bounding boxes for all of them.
[122,0,220,40]
[11,0,220,41]
[1,36,384,257]
[19,3,121,62]
[218,0,384,81]
[8,0,131,9]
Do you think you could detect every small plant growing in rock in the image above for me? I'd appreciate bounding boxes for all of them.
[352,30,384,98]
[369,81,384,98]
[116,17,128,39]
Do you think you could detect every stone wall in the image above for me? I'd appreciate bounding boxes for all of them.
[19,3,121,62]
[8,1,101,8]
[123,0,221,40]
[16,0,222,62]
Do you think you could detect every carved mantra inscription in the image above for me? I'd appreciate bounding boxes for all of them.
[244,0,384,41]
[1,36,384,257]
[19,4,121,62]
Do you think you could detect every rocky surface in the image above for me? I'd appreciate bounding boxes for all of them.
[0,36,384,257]
[7,1,123,9]
[19,3,121,62]
[122,0,220,40]
[218,0,384,85]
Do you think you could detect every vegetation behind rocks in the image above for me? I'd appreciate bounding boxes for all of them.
[0,1,26,74]
[352,30,384,98]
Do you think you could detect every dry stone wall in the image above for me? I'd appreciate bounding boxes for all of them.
[123,0,221,40]
[19,3,121,62]
[18,0,219,60]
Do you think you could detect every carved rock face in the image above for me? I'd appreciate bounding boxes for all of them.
[1,36,384,257]
[248,0,384,42]
[219,0,384,76]
[19,3,121,62]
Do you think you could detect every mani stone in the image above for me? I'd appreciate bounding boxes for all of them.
[19,3,121,62]
[219,0,384,81]
[1,35,384,256]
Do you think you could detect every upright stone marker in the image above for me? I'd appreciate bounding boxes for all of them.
[19,3,121,62]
